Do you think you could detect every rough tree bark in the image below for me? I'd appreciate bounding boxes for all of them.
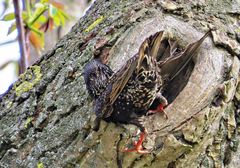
[0,0,240,167]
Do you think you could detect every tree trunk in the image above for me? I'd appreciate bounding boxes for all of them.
[1,0,240,167]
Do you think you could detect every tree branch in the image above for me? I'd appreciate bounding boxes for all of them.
[13,0,27,74]
[0,38,17,46]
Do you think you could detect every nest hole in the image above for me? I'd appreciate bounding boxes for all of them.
[150,37,196,108]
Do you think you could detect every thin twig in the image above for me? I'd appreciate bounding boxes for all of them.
[0,0,10,18]
[0,38,17,46]
[13,0,27,74]
[0,60,18,70]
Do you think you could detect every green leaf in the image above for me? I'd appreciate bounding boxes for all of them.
[28,2,48,26]
[57,12,65,26]
[37,15,47,23]
[50,8,69,27]
[58,9,69,20]
[28,25,43,36]
[49,4,58,18]
[40,0,49,3]
[2,12,15,21]
[52,14,60,26]
[7,22,16,35]
[22,11,28,21]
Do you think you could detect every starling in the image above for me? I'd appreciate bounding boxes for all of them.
[83,30,211,153]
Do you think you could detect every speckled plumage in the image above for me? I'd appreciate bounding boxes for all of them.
[83,30,211,151]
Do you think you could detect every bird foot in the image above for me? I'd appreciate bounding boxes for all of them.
[147,104,168,119]
[123,131,150,154]
[123,146,150,154]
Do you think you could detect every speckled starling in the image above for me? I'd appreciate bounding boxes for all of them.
[83,30,211,153]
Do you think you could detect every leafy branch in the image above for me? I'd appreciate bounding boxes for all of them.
[2,0,69,74]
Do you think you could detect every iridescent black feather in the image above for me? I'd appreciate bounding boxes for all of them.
[83,58,113,99]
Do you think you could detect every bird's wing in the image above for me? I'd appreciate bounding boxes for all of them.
[94,31,164,119]
[158,30,211,82]
[149,31,164,59]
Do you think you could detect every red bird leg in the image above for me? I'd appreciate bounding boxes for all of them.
[148,104,168,119]
[123,129,150,154]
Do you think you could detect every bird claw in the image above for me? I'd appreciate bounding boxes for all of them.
[123,141,150,154]
[123,147,150,154]
[122,130,150,154]
[147,104,168,119]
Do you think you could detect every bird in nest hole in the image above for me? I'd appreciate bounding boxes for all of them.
[83,30,211,153]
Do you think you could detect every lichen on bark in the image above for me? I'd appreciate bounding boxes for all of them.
[14,65,42,97]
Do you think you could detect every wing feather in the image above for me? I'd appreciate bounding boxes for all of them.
[95,31,164,119]
[159,30,211,82]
